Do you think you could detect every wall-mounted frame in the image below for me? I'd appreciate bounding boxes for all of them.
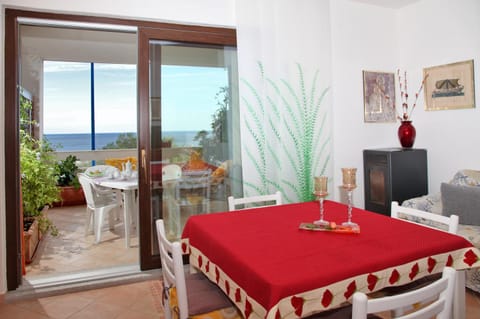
[363,70,396,123]
[423,59,475,111]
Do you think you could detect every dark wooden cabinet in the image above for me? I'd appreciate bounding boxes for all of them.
[363,148,428,215]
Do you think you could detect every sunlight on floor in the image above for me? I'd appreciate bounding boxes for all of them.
[25,205,139,279]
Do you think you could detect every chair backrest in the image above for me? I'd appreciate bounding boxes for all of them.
[156,219,188,319]
[352,267,456,319]
[391,201,459,234]
[228,191,282,211]
[78,173,96,209]
[78,173,117,209]
[85,165,119,178]
[163,164,182,181]
[176,169,212,212]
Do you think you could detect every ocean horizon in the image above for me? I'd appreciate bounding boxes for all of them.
[45,131,200,151]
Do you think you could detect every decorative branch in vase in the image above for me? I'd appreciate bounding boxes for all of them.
[396,70,428,148]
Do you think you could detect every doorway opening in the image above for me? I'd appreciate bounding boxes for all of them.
[19,23,140,286]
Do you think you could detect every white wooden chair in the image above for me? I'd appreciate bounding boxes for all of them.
[227,191,282,211]
[78,173,123,243]
[391,201,459,234]
[352,267,456,319]
[155,219,241,319]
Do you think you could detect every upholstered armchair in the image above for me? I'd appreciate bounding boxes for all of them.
[402,169,480,293]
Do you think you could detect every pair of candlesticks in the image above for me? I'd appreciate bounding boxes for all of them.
[313,168,357,227]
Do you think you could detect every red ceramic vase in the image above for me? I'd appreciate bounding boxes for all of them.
[398,120,416,148]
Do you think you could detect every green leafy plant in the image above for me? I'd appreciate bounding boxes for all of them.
[55,155,80,188]
[20,88,59,235]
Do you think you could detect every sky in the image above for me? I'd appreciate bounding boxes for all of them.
[43,61,229,134]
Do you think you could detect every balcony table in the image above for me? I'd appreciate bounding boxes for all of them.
[181,200,480,319]
[93,176,137,248]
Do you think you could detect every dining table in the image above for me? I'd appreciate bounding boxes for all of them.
[181,200,480,319]
[93,176,138,248]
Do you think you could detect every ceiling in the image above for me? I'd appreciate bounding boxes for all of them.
[350,0,421,9]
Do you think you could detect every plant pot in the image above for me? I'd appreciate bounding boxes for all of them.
[23,217,40,264]
[53,186,86,207]
[162,141,172,148]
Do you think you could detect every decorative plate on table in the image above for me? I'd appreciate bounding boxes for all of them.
[86,170,104,178]
[299,222,360,234]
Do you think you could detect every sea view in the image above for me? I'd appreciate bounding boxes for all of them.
[45,131,200,151]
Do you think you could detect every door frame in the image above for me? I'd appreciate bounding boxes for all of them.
[4,8,236,290]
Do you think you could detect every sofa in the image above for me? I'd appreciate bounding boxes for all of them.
[402,169,480,293]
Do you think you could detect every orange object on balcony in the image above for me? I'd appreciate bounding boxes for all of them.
[105,157,137,171]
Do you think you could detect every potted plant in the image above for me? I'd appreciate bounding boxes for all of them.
[162,137,173,148]
[21,133,60,262]
[20,89,60,263]
[54,155,85,206]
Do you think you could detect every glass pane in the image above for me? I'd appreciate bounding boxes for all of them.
[43,61,137,151]
[94,63,137,150]
[43,61,91,150]
[149,42,241,245]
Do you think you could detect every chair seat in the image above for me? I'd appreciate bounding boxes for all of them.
[186,273,236,316]
[379,273,442,296]
[303,305,353,318]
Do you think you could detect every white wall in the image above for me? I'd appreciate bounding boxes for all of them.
[0,0,236,295]
[330,0,480,207]
[330,0,399,206]
[397,0,480,192]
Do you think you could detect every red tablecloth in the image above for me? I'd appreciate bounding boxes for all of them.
[181,201,479,319]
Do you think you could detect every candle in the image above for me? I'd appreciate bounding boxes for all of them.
[342,168,357,188]
[314,176,328,194]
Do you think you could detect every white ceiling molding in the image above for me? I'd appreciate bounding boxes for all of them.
[350,0,421,9]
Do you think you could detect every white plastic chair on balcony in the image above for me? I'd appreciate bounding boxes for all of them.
[78,173,123,244]
[352,267,456,319]
[162,164,182,181]
[85,164,123,218]
[391,201,459,234]
[155,219,241,319]
[228,191,282,211]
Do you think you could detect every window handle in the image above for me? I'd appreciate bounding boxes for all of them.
[141,149,147,180]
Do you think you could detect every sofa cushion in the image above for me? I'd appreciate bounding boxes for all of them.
[441,182,480,226]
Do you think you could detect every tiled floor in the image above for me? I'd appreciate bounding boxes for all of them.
[25,205,139,279]
[1,280,164,319]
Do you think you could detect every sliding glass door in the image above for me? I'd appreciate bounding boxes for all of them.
[137,28,240,269]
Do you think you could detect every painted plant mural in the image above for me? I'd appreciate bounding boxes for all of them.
[241,62,331,202]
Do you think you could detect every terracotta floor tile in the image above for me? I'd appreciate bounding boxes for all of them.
[66,300,124,319]
[115,309,162,319]
[39,294,92,319]
[0,304,51,319]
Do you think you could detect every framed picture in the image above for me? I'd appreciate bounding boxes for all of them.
[423,59,475,111]
[363,71,396,123]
